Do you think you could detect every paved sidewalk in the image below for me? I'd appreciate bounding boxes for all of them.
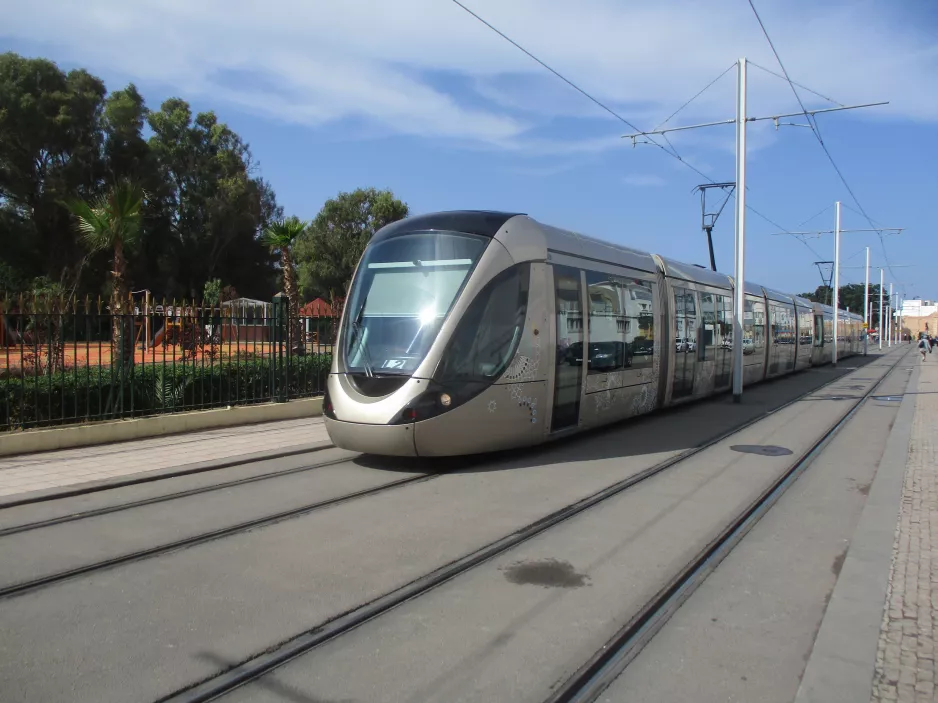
[872,356,938,702]
[0,417,330,498]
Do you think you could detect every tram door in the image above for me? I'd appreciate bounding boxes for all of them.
[551,266,583,432]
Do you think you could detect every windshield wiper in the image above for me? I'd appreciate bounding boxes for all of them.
[349,304,375,378]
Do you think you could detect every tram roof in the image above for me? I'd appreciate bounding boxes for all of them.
[371,210,523,245]
[373,212,844,314]
[724,276,769,298]
[793,295,815,309]
[535,220,659,273]
[655,256,733,289]
[762,286,795,305]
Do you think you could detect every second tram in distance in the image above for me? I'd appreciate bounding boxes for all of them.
[323,211,863,456]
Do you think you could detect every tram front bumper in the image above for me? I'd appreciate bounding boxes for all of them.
[323,417,417,457]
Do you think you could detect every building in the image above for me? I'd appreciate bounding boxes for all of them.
[897,299,938,338]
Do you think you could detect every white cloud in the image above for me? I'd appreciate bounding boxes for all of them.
[624,174,666,187]
[2,0,936,151]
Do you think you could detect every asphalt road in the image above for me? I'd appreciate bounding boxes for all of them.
[0,350,907,702]
[223,354,908,703]
[600,354,914,703]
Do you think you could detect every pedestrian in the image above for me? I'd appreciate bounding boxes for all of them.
[919,336,928,361]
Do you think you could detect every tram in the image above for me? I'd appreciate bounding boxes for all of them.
[322,211,863,456]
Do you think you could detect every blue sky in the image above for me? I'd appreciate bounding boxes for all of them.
[3,0,936,303]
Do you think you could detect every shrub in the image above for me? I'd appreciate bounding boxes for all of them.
[0,353,332,430]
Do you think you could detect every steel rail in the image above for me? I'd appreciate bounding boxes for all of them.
[0,455,356,537]
[0,473,436,600]
[544,349,911,703]
[157,350,903,703]
[0,442,335,510]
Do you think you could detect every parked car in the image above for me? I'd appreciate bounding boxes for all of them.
[566,341,632,369]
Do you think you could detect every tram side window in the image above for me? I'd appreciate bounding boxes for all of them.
[622,279,655,370]
[585,272,627,375]
[716,295,732,348]
[773,304,794,345]
[674,289,686,353]
[674,288,697,353]
[752,300,766,352]
[743,298,754,356]
[434,264,530,382]
[799,309,813,346]
[743,298,766,359]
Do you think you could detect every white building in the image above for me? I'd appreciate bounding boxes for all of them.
[900,299,938,318]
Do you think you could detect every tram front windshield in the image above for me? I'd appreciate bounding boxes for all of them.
[343,231,488,376]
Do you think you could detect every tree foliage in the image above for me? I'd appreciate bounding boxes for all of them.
[262,216,307,347]
[295,187,409,302]
[1,52,412,311]
[203,278,222,306]
[0,53,107,289]
[67,182,144,257]
[147,99,282,298]
[0,52,282,301]
[66,182,145,358]
[798,283,889,327]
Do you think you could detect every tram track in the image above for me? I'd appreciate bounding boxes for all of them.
[0,470,437,600]
[543,350,913,703]
[2,362,886,601]
[0,454,357,538]
[155,350,907,703]
[0,442,336,511]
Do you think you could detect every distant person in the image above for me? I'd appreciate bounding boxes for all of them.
[919,336,929,361]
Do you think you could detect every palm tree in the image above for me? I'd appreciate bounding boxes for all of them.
[261,216,307,350]
[67,183,144,357]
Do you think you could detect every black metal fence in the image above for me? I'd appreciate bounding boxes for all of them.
[0,294,337,432]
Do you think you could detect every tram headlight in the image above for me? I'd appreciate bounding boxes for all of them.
[389,388,448,424]
[389,383,468,425]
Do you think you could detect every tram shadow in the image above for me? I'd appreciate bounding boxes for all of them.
[352,353,886,475]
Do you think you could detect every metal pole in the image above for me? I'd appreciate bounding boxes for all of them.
[863,247,869,355]
[732,57,747,403]
[898,297,903,342]
[706,227,717,272]
[889,283,893,345]
[144,291,150,354]
[878,269,884,350]
[832,201,841,366]
[896,296,901,343]
[863,248,869,326]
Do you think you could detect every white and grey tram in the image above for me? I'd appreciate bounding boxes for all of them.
[323,211,863,457]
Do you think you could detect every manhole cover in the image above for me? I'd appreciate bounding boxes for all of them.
[730,445,793,456]
[872,395,902,402]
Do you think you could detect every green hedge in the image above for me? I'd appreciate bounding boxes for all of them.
[0,354,332,430]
